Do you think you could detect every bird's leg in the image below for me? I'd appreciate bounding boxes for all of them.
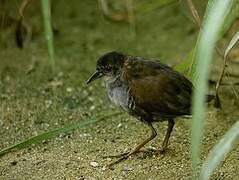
[127,121,157,156]
[107,121,157,168]
[160,119,175,153]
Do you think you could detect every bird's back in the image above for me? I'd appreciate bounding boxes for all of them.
[122,56,192,120]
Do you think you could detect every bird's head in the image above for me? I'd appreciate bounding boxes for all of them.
[86,51,126,84]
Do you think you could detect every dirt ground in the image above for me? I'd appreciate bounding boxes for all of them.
[0,1,239,179]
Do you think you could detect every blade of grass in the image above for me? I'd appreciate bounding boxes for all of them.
[174,47,196,78]
[126,0,136,34]
[191,0,234,177]
[215,30,239,107]
[175,0,238,82]
[174,0,200,79]
[200,120,239,180]
[224,30,239,59]
[186,0,201,28]
[0,112,121,157]
[41,0,55,72]
[219,0,239,37]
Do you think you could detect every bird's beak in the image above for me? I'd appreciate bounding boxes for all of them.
[86,70,103,84]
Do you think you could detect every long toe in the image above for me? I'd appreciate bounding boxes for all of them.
[107,153,131,169]
[102,151,130,159]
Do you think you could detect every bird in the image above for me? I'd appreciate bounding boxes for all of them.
[86,51,213,166]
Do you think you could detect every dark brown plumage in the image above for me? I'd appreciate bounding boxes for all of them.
[122,57,192,119]
[87,51,212,166]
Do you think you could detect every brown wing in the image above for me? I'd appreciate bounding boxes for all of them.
[123,57,192,118]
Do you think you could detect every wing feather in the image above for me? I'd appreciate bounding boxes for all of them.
[122,58,192,118]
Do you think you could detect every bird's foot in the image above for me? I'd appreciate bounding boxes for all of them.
[158,147,168,154]
[102,151,130,159]
[159,149,166,154]
[106,152,131,170]
[103,150,140,170]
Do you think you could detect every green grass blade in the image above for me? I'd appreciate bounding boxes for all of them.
[191,0,234,177]
[219,0,239,37]
[174,47,196,78]
[41,0,55,71]
[0,117,97,157]
[200,120,239,180]
[0,112,121,157]
[175,0,239,81]
[202,0,239,39]
[224,30,239,59]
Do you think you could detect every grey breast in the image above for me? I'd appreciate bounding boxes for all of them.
[104,75,135,112]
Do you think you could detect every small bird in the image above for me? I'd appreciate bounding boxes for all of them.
[87,51,212,165]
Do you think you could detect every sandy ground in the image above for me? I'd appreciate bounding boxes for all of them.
[0,0,239,179]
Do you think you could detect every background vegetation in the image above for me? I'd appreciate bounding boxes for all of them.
[0,0,239,179]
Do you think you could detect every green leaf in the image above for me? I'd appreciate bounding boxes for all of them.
[0,117,96,157]
[220,0,239,37]
[174,47,196,79]
[0,112,121,157]
[41,0,55,72]
[175,0,239,81]
[200,120,239,180]
[191,0,235,177]
[214,30,239,108]
[224,30,239,59]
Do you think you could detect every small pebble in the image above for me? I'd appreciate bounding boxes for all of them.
[90,106,95,110]
[102,166,107,171]
[123,166,133,171]
[90,161,98,167]
[66,87,73,92]
[117,123,122,128]
[106,157,111,161]
[148,145,156,151]
[88,97,94,102]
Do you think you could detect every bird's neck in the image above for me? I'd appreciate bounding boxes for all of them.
[104,70,123,87]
